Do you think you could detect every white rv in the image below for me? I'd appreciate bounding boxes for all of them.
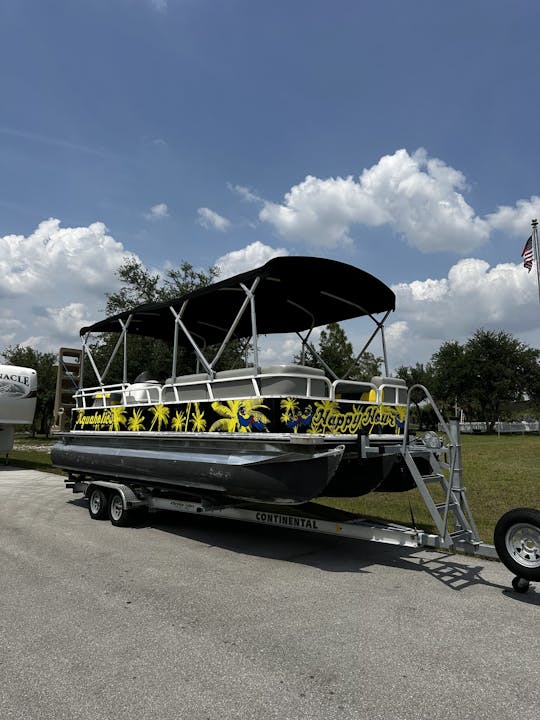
[0,364,38,455]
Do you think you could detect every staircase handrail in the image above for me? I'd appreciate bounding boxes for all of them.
[402,383,453,451]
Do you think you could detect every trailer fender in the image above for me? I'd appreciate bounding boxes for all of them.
[85,480,145,510]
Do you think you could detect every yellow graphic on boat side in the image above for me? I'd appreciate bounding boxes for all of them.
[73,397,404,435]
[74,409,114,430]
[127,409,145,432]
[307,400,406,434]
[190,404,207,432]
[148,404,170,431]
[210,399,270,432]
[280,398,313,433]
[74,406,127,431]
[171,408,188,432]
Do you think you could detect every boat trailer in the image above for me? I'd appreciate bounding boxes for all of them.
[65,408,540,595]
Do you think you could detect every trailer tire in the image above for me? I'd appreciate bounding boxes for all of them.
[108,491,132,527]
[494,508,540,581]
[88,487,108,520]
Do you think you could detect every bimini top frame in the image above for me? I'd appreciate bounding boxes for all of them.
[79,256,396,385]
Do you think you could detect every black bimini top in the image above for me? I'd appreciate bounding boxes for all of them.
[81,256,395,346]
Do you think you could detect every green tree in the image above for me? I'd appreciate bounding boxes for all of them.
[1,345,57,437]
[89,258,244,385]
[464,329,539,431]
[105,257,219,316]
[429,329,540,431]
[429,340,469,418]
[298,322,382,380]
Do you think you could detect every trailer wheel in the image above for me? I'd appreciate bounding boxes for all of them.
[494,508,540,581]
[108,492,131,527]
[88,487,108,520]
[512,576,530,593]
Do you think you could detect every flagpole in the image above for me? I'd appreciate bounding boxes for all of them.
[533,218,540,305]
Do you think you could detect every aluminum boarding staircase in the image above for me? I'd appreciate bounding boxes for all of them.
[402,384,482,550]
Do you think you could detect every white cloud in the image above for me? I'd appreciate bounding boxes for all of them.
[145,202,169,220]
[259,148,489,252]
[197,207,231,232]
[485,196,540,237]
[0,219,134,352]
[215,241,289,279]
[228,183,263,204]
[385,258,540,368]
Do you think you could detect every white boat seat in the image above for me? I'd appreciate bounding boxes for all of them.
[259,364,328,397]
[163,373,211,401]
[213,367,259,400]
[370,376,408,404]
[123,381,161,404]
[333,380,376,400]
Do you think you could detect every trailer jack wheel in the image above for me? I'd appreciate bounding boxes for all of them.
[88,488,108,520]
[494,508,540,584]
[108,492,132,527]
[512,576,530,594]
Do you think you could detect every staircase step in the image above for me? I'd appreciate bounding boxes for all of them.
[435,502,459,512]
[449,529,472,542]
[420,474,445,484]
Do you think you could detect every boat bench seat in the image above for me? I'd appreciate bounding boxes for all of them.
[160,365,331,402]
[333,380,377,401]
[259,364,329,397]
[371,376,408,404]
[163,373,211,401]
[123,381,162,405]
[212,367,259,400]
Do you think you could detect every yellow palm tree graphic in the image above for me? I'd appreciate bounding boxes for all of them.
[210,399,269,433]
[280,397,300,425]
[171,410,187,432]
[149,404,170,431]
[127,409,146,432]
[108,406,127,431]
[190,404,207,432]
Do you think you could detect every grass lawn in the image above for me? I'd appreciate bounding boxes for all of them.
[6,436,63,475]
[6,433,540,543]
[319,434,540,543]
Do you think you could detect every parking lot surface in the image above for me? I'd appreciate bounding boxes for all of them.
[1,468,538,720]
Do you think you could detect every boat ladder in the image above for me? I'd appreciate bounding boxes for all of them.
[402,384,482,551]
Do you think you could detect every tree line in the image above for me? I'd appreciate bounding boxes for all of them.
[2,258,539,435]
[396,330,540,431]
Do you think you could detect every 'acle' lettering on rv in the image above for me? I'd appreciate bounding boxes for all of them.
[0,372,30,385]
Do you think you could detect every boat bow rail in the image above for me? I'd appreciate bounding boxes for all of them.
[71,367,409,409]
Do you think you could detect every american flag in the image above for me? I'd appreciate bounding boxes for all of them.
[521,235,533,272]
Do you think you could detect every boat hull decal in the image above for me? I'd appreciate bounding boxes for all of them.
[72,397,406,436]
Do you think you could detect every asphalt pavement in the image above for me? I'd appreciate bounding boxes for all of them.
[1,467,538,720]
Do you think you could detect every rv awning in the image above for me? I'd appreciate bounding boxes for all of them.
[80,256,395,345]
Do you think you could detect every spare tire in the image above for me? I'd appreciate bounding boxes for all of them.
[494,508,540,581]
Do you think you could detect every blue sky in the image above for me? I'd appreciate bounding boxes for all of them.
[1,0,540,369]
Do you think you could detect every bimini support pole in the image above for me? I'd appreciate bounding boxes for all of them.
[211,276,261,370]
[100,315,133,383]
[380,321,390,376]
[297,330,339,380]
[170,302,214,377]
[240,280,260,369]
[343,309,392,378]
[81,335,103,385]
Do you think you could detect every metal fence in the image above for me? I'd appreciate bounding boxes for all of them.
[458,421,540,434]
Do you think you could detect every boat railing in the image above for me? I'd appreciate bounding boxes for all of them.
[74,383,131,409]
[373,377,408,405]
[73,370,409,409]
